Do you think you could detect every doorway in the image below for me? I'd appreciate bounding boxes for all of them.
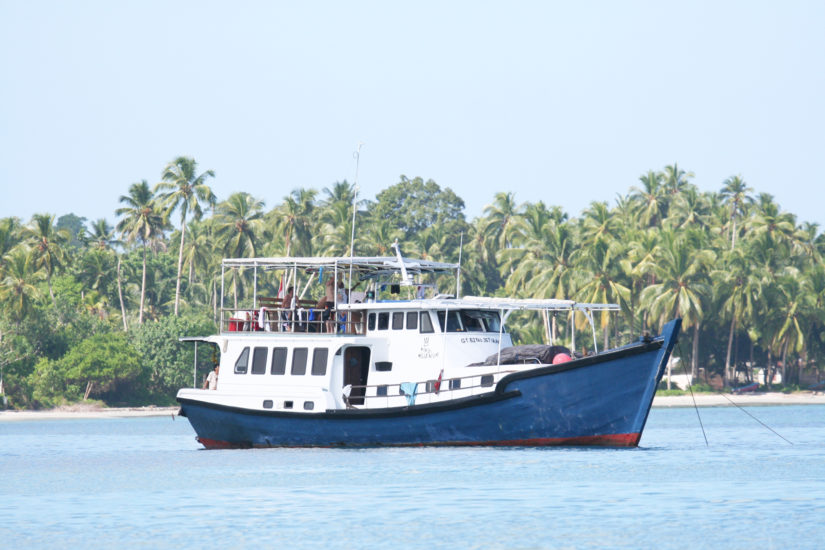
[343,346,371,405]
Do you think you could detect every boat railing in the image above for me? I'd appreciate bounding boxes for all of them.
[220,306,367,335]
[343,370,517,408]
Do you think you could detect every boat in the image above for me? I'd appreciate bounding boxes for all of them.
[176,245,681,448]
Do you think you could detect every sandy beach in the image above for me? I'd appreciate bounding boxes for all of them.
[0,405,180,422]
[652,391,825,408]
[0,392,823,421]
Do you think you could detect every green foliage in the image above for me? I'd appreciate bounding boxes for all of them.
[32,332,145,407]
[131,314,217,403]
[56,213,88,249]
[655,388,687,396]
[373,176,467,241]
[2,158,825,409]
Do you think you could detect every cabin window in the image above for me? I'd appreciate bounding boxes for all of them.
[251,347,268,374]
[459,310,484,332]
[234,347,250,374]
[406,311,418,330]
[303,401,315,411]
[376,385,388,397]
[481,375,494,387]
[420,311,434,333]
[436,310,463,332]
[311,348,329,376]
[270,347,287,375]
[377,312,389,330]
[368,313,376,331]
[449,378,461,390]
[262,400,273,409]
[392,312,404,330]
[284,400,293,409]
[477,310,502,332]
[291,347,308,375]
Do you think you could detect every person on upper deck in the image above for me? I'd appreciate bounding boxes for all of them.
[282,286,295,309]
[336,280,348,332]
[281,286,295,331]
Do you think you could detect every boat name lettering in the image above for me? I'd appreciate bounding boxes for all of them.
[418,337,439,359]
[460,337,499,344]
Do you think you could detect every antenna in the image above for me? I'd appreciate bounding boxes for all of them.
[348,142,364,290]
[456,231,464,298]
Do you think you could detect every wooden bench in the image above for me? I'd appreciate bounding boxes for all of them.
[257,296,280,308]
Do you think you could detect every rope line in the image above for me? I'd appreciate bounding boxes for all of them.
[677,341,708,446]
[719,392,793,445]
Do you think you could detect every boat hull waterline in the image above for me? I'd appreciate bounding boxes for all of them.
[178,319,681,449]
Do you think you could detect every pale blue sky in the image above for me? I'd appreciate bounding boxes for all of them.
[2,1,824,228]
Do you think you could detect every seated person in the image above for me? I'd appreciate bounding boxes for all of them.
[315,296,329,333]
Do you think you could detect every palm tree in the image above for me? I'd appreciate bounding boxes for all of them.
[0,248,44,326]
[215,192,265,258]
[316,200,359,257]
[629,170,666,227]
[116,180,167,325]
[579,201,619,245]
[482,192,522,250]
[573,238,631,349]
[713,247,761,386]
[623,227,661,332]
[669,187,710,230]
[639,230,714,379]
[459,218,501,296]
[86,219,121,251]
[0,217,23,274]
[23,214,69,302]
[719,175,754,249]
[747,193,797,253]
[772,267,810,385]
[156,156,216,316]
[273,188,317,257]
[662,163,694,198]
[214,192,265,307]
[320,181,357,209]
[360,217,403,257]
[181,220,213,286]
[84,218,129,329]
[76,248,116,296]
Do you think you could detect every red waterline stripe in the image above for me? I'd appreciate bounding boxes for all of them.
[197,432,640,450]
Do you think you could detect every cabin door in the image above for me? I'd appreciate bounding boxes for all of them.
[343,346,371,405]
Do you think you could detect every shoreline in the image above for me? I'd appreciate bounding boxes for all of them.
[0,405,180,422]
[1,392,824,421]
[651,391,825,408]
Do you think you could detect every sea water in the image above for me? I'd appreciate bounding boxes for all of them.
[1,405,823,550]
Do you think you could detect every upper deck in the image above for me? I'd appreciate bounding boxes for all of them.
[217,253,619,350]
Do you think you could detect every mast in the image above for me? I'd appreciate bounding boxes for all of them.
[348,142,363,291]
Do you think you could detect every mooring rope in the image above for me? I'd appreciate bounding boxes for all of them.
[718,392,793,445]
[675,341,793,446]
[677,341,709,446]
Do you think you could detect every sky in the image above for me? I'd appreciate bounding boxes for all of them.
[2,1,824,229]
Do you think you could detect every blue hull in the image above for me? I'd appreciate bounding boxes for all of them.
[179,320,681,448]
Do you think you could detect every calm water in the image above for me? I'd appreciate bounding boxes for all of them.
[1,406,823,549]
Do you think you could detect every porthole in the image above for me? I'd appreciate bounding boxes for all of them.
[262,400,273,409]
[303,401,315,411]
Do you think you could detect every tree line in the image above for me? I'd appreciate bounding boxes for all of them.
[1,157,823,408]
